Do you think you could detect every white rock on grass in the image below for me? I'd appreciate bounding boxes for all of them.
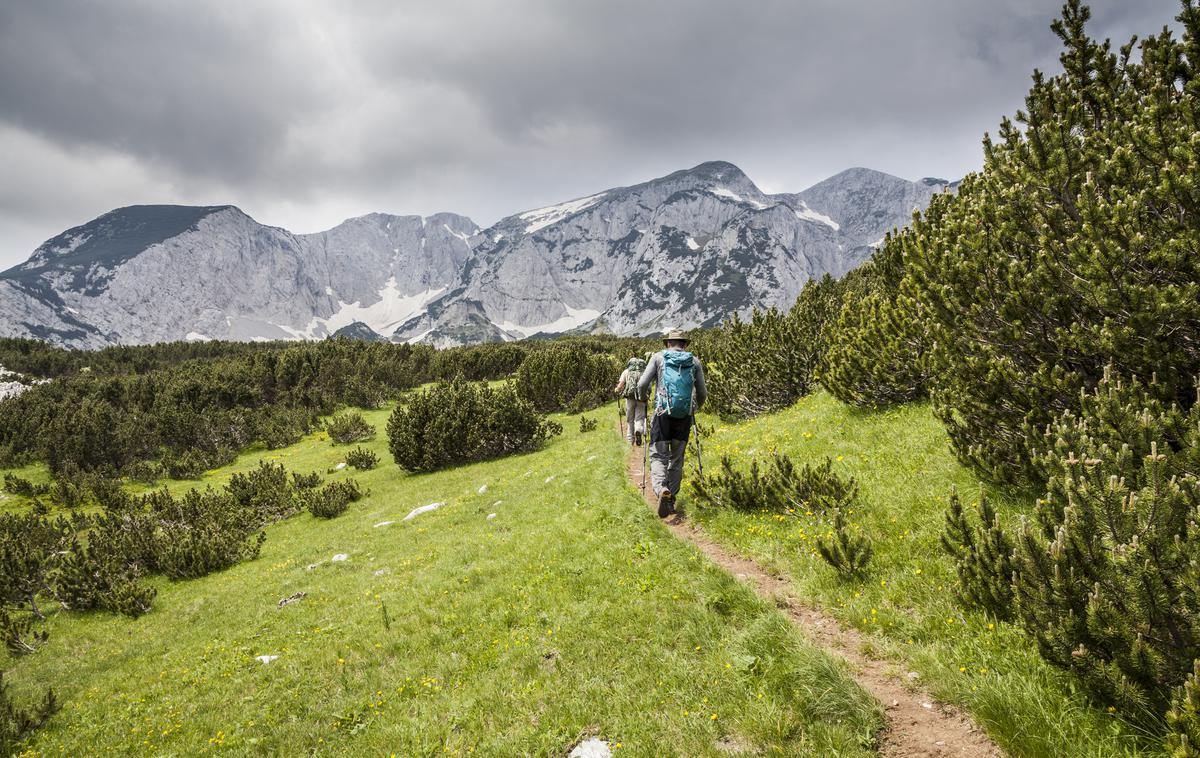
[255,655,279,664]
[373,568,390,577]
[487,513,497,520]
[334,462,347,471]
[544,475,555,484]
[373,521,395,528]
[569,738,612,758]
[587,455,597,462]
[331,553,349,562]
[492,500,503,507]
[477,484,488,494]
[403,502,444,521]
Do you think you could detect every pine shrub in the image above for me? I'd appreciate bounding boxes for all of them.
[1168,662,1200,757]
[225,461,298,523]
[514,343,620,413]
[303,479,365,519]
[939,490,1015,621]
[0,670,57,756]
[816,509,873,578]
[0,610,47,656]
[290,471,323,490]
[820,233,931,408]
[388,379,560,472]
[699,275,847,419]
[579,416,598,433]
[902,1,1200,485]
[692,453,858,514]
[324,411,375,444]
[345,446,379,470]
[2,474,48,498]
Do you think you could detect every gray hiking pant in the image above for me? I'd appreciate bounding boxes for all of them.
[624,399,646,441]
[650,439,687,497]
[649,412,691,497]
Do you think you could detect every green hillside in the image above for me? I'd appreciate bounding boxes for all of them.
[1,404,881,757]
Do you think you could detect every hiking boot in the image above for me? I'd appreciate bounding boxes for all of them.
[657,491,674,518]
[634,431,643,446]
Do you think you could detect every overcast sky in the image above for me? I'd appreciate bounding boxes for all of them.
[0,0,1183,268]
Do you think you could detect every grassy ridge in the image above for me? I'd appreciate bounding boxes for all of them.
[2,405,880,756]
[692,391,1155,757]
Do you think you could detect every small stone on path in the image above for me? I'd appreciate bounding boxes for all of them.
[568,738,611,758]
[278,592,307,607]
[255,655,278,664]
[403,502,444,521]
[374,520,395,528]
[331,553,349,562]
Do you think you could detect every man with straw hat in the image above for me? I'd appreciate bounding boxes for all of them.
[637,328,707,518]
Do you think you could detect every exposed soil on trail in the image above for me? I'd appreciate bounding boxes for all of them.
[621,423,1002,757]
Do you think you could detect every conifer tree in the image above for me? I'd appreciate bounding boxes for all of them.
[903,0,1200,485]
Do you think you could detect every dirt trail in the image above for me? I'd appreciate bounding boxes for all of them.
[622,423,1002,757]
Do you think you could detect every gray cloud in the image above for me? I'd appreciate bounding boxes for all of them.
[0,0,1183,267]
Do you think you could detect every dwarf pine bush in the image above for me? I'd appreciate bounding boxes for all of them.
[324,411,375,444]
[902,0,1200,486]
[939,490,1015,621]
[388,379,559,472]
[692,452,857,514]
[816,509,873,578]
[303,479,365,519]
[0,670,57,756]
[346,446,379,470]
[514,343,620,413]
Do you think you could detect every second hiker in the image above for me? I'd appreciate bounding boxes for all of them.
[613,356,648,445]
[638,329,707,518]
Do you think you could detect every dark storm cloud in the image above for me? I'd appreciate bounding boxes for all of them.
[0,0,1184,267]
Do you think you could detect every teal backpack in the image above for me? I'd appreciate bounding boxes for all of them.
[658,350,696,419]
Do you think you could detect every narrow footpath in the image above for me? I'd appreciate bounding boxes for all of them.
[621,422,1003,757]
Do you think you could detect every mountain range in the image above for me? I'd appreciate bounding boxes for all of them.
[0,161,954,349]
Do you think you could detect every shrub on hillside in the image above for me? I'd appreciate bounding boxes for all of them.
[514,343,620,413]
[698,274,847,419]
[820,232,930,408]
[579,416,598,433]
[2,474,48,498]
[290,471,323,490]
[345,446,379,470]
[225,461,299,523]
[0,610,47,656]
[816,508,873,578]
[902,1,1200,486]
[939,490,1015,621]
[0,670,57,756]
[430,342,528,381]
[324,411,375,444]
[303,479,365,519]
[387,379,560,472]
[692,453,858,514]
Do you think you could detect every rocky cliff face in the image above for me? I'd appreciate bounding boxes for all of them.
[0,162,952,348]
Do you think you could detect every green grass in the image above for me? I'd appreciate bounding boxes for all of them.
[688,391,1160,757]
[2,404,882,757]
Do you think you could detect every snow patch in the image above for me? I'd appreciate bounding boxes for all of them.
[497,305,601,338]
[286,278,445,339]
[443,224,472,244]
[685,237,700,251]
[709,187,769,209]
[794,202,840,231]
[519,193,606,233]
[493,233,504,243]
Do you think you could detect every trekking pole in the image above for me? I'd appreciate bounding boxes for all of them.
[692,415,704,478]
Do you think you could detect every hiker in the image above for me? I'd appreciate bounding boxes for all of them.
[613,356,648,445]
[638,329,707,518]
